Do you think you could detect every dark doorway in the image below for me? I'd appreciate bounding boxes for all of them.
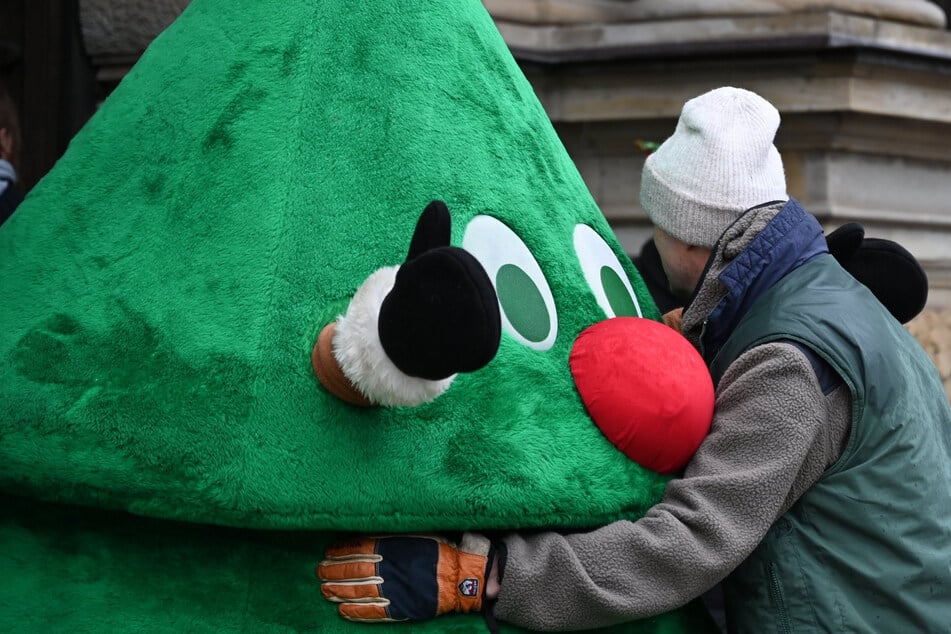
[0,0,98,193]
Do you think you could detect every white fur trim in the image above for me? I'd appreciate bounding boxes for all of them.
[333,266,456,407]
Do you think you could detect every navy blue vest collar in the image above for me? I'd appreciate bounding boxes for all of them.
[701,199,827,364]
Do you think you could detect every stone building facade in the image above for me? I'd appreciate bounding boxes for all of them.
[483,0,951,398]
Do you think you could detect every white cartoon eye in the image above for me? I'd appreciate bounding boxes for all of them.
[573,224,642,319]
[462,215,557,351]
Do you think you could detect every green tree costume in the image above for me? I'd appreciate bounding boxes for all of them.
[0,0,717,631]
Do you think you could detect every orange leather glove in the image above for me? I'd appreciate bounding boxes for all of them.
[317,533,494,623]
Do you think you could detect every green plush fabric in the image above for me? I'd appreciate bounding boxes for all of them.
[0,0,715,631]
[1,494,716,633]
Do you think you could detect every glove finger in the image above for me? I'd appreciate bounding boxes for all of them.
[317,558,380,582]
[321,580,383,603]
[338,601,404,623]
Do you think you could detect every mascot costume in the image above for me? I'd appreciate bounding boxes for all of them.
[0,0,927,631]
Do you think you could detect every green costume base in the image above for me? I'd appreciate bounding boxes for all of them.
[1,495,715,633]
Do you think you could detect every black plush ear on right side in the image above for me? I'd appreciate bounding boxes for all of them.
[843,237,928,325]
[826,222,865,265]
[827,223,928,324]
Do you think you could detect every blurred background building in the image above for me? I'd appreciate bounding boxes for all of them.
[1,0,948,395]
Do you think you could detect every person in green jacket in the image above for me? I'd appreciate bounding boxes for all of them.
[320,87,951,632]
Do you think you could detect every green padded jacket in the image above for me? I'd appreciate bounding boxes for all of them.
[713,255,951,633]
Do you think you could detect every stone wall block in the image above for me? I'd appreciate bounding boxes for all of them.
[79,0,192,59]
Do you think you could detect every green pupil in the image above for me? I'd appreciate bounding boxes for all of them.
[601,266,638,317]
[496,264,550,343]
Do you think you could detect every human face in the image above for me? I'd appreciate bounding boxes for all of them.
[652,226,711,301]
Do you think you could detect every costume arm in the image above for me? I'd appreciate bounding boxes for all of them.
[493,342,850,630]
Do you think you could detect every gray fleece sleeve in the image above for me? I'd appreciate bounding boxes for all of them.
[493,342,850,631]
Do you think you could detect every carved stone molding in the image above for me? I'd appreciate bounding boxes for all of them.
[498,9,951,305]
[484,0,946,28]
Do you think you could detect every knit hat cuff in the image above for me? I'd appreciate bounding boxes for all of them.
[640,159,747,249]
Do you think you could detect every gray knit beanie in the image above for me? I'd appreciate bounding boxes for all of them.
[640,87,787,248]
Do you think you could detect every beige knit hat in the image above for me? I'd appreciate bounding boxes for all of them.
[640,87,787,248]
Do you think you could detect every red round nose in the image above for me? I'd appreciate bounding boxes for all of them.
[569,317,714,474]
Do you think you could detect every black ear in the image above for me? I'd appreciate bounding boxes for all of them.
[826,222,865,265]
[843,237,928,324]
[405,200,451,263]
[826,222,927,323]
[378,200,501,381]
